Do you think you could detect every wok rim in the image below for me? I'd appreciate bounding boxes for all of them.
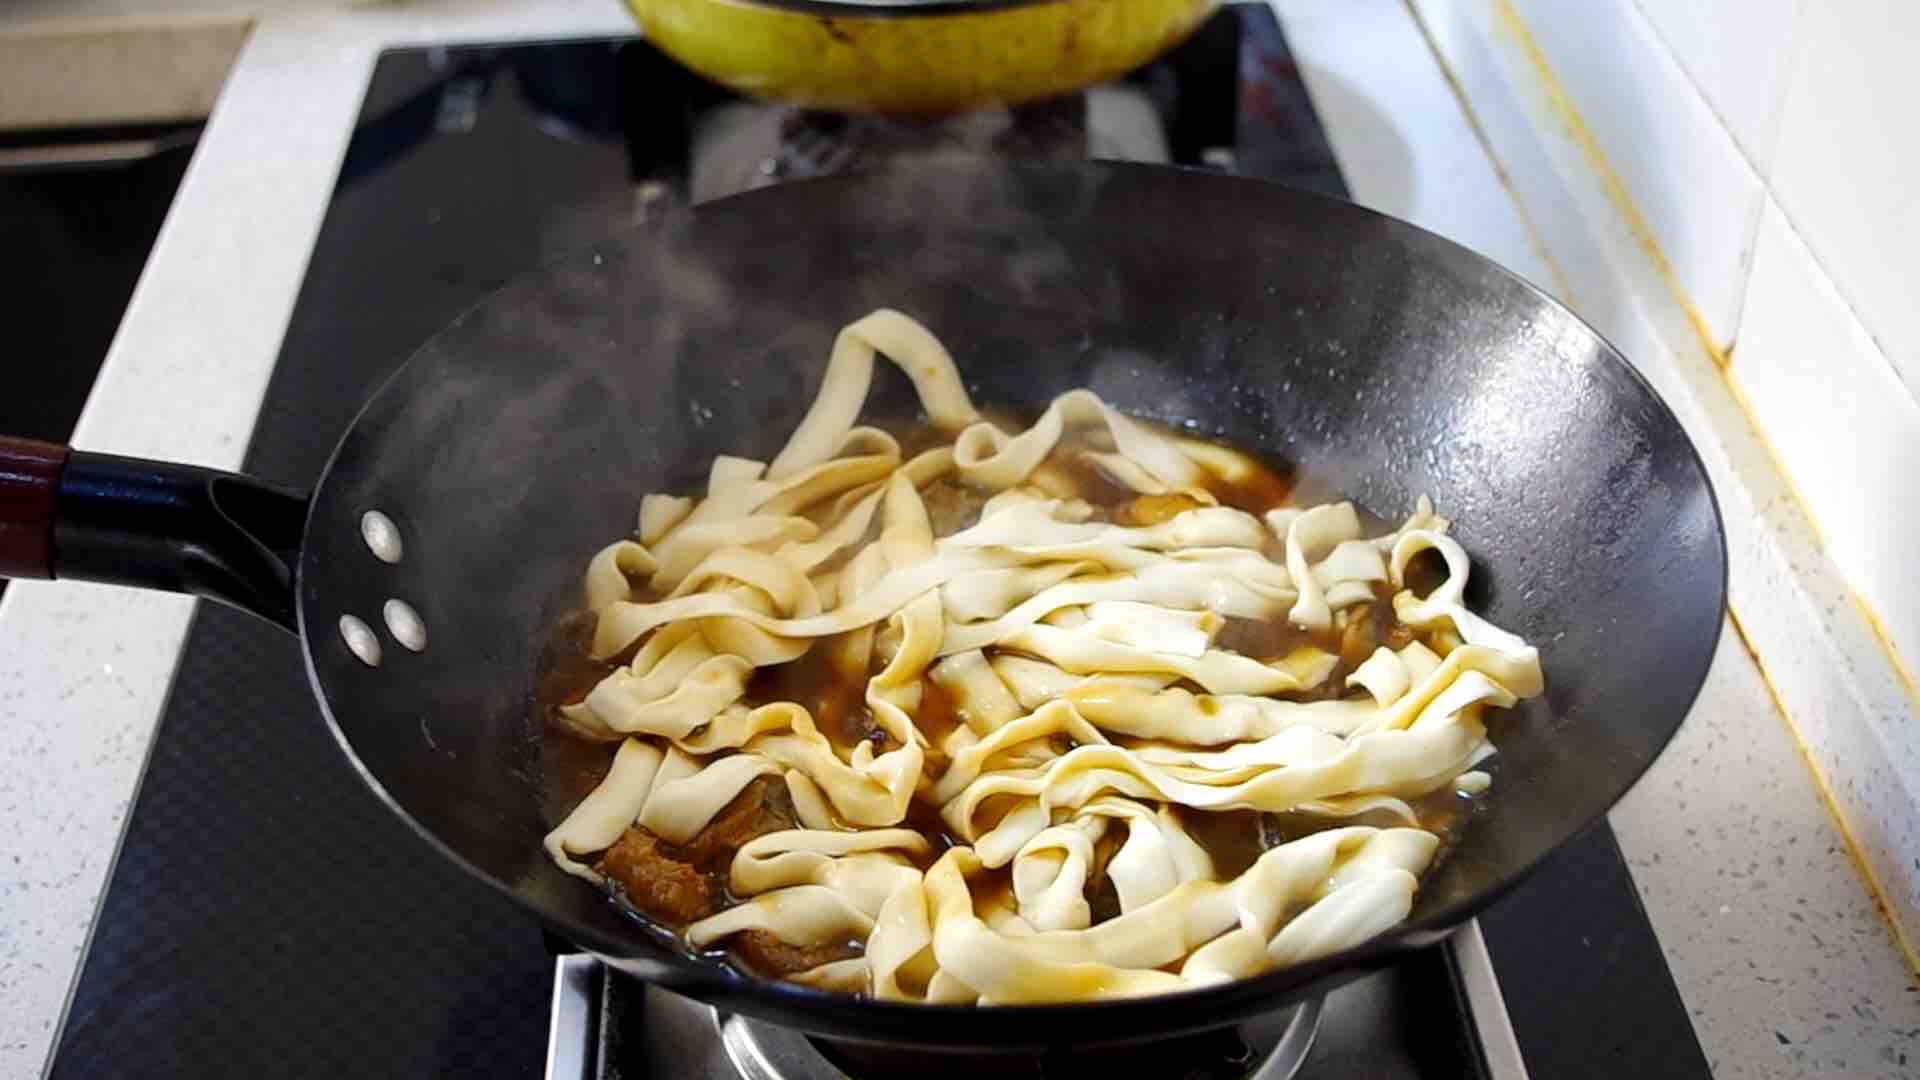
[293,160,1728,1042]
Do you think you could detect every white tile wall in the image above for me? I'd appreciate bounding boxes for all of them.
[1503,0,1762,347]
[1420,0,1920,970]
[1269,0,1556,294]
[1732,199,1920,672]
[1411,0,1698,422]
[1728,197,1920,954]
[1497,0,1920,690]
[1631,0,1805,174]
[1770,0,1920,405]
[1419,0,1920,1038]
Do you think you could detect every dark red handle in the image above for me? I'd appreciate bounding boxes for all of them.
[0,435,71,579]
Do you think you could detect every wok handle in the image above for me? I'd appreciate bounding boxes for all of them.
[0,437,68,580]
[0,436,309,631]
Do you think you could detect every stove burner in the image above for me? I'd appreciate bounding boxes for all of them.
[687,87,1170,206]
[561,962,1322,1080]
[774,95,1092,179]
[791,1001,1323,1080]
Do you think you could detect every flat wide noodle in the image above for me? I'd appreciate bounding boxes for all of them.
[543,310,1545,1003]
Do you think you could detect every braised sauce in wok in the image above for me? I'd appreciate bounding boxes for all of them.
[536,421,1475,982]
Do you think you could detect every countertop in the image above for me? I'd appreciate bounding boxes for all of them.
[0,0,281,130]
[1,1,1913,1076]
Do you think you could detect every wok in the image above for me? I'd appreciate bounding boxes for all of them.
[0,161,1724,1048]
[622,0,1217,115]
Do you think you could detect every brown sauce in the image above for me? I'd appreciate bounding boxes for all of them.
[536,415,1485,980]
[1215,614,1325,663]
[536,611,623,825]
[1172,806,1269,879]
[899,797,960,864]
[1401,546,1449,600]
[732,931,863,978]
[1085,827,1126,924]
[1203,457,1296,515]
[536,610,619,711]
[1260,785,1483,876]
[913,677,963,749]
[1038,448,1136,508]
[919,476,984,536]
[743,638,873,751]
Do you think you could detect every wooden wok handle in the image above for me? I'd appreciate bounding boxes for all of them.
[0,436,308,628]
[0,435,71,579]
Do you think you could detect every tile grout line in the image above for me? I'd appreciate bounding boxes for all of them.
[1486,0,1730,366]
[1619,0,1920,426]
[1719,337,1920,703]
[1760,189,1920,430]
[1620,0,1804,188]
[1725,608,1920,982]
[1614,0,1786,352]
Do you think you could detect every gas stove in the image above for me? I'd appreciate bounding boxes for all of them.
[549,942,1475,1079]
[48,8,1709,1078]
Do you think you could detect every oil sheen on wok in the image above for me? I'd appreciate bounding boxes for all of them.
[536,310,1545,1005]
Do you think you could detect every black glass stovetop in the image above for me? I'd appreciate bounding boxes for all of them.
[49,9,1710,1078]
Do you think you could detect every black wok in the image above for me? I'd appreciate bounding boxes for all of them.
[0,161,1725,1048]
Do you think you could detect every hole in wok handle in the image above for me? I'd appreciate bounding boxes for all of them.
[49,450,310,630]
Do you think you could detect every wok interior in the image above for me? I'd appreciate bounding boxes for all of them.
[299,163,1722,1038]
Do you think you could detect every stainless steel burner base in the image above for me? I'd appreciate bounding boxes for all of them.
[686,86,1169,206]
[546,956,1323,1080]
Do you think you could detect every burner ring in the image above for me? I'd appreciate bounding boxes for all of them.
[716,996,1325,1080]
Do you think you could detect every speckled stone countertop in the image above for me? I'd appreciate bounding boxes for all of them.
[0,0,1913,1076]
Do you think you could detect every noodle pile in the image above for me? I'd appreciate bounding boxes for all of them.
[544,310,1543,1003]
